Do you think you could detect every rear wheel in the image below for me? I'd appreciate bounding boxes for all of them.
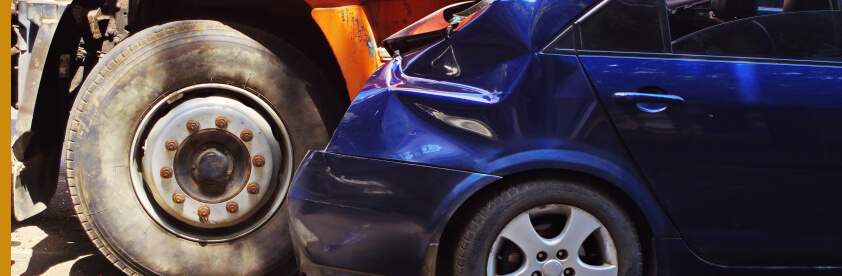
[65,20,342,275]
[453,180,642,276]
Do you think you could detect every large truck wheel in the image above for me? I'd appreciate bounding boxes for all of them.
[64,20,343,275]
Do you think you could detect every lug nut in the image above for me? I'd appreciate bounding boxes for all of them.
[172,192,185,204]
[226,201,239,213]
[537,251,547,262]
[247,182,260,194]
[186,119,200,132]
[160,166,173,178]
[557,249,568,260]
[252,155,265,167]
[532,272,541,276]
[165,139,178,151]
[198,205,210,217]
[240,129,253,142]
[564,268,574,276]
[215,116,228,128]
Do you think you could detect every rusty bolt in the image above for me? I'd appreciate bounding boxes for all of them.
[172,192,185,204]
[252,155,265,167]
[247,182,260,194]
[186,119,200,132]
[240,129,253,142]
[215,116,228,128]
[160,166,173,178]
[198,205,210,217]
[165,139,179,151]
[226,201,239,213]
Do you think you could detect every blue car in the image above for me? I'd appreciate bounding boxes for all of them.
[288,0,842,275]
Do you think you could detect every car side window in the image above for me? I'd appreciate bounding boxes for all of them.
[670,1,842,62]
[579,0,670,53]
[758,0,785,8]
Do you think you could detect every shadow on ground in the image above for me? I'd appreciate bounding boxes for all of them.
[11,168,123,276]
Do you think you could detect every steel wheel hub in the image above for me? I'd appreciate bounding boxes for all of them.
[140,94,283,230]
[193,147,234,185]
[174,130,251,203]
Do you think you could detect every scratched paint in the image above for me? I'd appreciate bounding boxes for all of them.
[312,6,382,99]
[338,8,377,59]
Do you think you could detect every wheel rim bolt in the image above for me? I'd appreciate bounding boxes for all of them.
[564,268,574,276]
[198,205,210,217]
[537,251,547,262]
[226,201,239,213]
[253,155,265,167]
[165,139,178,151]
[186,119,200,132]
[240,129,253,142]
[557,249,568,260]
[247,182,260,194]
[215,116,228,128]
[172,192,185,204]
[160,166,173,178]
[532,272,541,276]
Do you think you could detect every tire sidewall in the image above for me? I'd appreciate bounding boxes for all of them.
[66,21,337,275]
[458,180,641,276]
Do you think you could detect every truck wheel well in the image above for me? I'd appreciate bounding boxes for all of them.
[129,0,349,107]
[435,169,656,275]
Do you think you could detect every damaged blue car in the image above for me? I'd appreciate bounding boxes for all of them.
[288,0,842,275]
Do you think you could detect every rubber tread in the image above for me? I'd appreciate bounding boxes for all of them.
[65,20,330,275]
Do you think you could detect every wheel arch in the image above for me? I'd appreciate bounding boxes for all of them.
[434,166,675,276]
[127,0,350,106]
[13,2,91,220]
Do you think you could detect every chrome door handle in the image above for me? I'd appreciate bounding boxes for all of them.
[613,92,684,105]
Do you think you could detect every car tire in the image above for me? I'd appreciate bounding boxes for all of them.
[453,179,642,276]
[65,20,342,275]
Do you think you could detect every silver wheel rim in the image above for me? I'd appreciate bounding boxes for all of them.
[129,83,294,242]
[487,204,618,276]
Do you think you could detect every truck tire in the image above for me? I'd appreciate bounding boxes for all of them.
[65,20,343,275]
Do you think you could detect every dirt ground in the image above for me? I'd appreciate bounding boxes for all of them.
[10,168,123,276]
[11,107,122,276]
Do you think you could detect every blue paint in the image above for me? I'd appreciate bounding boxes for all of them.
[288,0,842,274]
[580,54,842,266]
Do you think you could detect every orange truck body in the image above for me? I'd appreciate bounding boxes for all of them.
[307,0,461,98]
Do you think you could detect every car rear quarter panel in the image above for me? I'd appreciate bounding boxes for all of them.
[326,0,679,239]
[289,151,500,275]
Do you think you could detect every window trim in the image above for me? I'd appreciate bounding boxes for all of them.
[542,0,842,67]
[575,50,842,67]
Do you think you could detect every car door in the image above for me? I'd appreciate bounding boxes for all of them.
[566,0,842,266]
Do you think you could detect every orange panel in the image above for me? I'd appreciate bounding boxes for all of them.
[361,0,461,42]
[307,0,462,40]
[312,6,382,99]
[306,0,362,8]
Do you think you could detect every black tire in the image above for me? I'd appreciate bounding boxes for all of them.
[64,20,343,275]
[453,179,642,276]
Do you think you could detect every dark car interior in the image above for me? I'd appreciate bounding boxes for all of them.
[669,0,842,61]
